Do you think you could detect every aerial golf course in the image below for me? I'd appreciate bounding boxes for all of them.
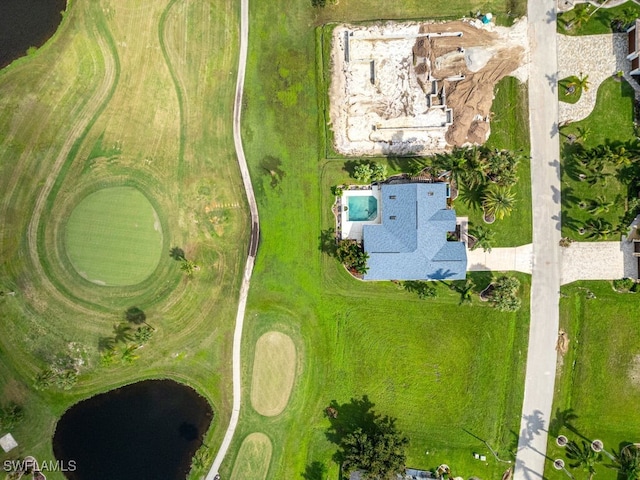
[1,0,539,479]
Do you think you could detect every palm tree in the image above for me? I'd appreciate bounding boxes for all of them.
[433,147,469,188]
[571,6,592,29]
[112,323,133,344]
[121,345,139,364]
[452,278,475,305]
[565,440,602,480]
[607,444,640,480]
[588,195,614,215]
[483,185,516,220]
[468,224,495,252]
[180,259,199,277]
[576,73,590,92]
[585,218,612,239]
[576,126,592,143]
[463,146,489,188]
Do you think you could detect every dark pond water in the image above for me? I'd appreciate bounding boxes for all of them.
[53,380,213,480]
[0,0,67,69]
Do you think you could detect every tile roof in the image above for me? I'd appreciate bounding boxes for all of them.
[363,183,467,280]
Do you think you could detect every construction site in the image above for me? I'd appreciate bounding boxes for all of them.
[329,17,529,156]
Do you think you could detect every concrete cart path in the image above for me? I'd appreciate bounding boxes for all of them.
[206,0,259,475]
[513,0,562,478]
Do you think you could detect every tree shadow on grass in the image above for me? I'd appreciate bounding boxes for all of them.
[325,395,378,447]
[319,228,338,256]
[458,184,485,211]
[549,407,581,438]
[301,461,327,480]
[468,271,493,292]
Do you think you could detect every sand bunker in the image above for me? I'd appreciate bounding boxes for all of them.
[329,18,528,156]
[250,331,297,417]
[230,432,272,480]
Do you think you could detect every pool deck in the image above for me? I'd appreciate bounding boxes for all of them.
[339,185,382,240]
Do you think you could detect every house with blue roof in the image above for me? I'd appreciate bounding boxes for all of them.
[362,183,466,281]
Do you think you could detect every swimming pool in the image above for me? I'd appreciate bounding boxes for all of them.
[347,195,378,221]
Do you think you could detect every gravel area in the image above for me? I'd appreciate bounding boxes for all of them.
[560,240,638,284]
[557,33,630,122]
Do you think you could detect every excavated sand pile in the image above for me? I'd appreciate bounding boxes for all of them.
[329,18,528,156]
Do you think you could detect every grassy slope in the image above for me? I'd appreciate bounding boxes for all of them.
[0,1,247,477]
[225,1,530,479]
[560,78,635,240]
[544,281,640,480]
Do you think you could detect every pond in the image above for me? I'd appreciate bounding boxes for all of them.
[0,0,67,69]
[53,379,213,480]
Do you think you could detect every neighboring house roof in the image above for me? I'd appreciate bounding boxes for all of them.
[362,183,466,280]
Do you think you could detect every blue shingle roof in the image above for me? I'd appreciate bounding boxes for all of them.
[363,183,467,281]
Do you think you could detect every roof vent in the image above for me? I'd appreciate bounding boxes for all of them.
[389,195,396,199]
[390,215,397,220]
[427,191,434,196]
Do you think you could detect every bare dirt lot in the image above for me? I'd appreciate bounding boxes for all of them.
[329,18,528,156]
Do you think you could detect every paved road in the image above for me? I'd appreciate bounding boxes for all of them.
[205,0,257,476]
[513,1,562,479]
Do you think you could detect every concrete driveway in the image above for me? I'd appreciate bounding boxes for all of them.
[467,245,533,273]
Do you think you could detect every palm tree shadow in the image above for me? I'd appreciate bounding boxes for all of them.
[458,184,485,210]
[319,228,338,256]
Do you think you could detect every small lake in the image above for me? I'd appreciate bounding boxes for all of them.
[0,0,67,69]
[53,379,213,480]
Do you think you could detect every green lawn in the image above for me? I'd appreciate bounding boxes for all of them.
[466,75,532,247]
[64,187,163,286]
[558,1,640,36]
[560,78,635,240]
[544,281,640,480]
[558,76,582,104]
[227,0,532,478]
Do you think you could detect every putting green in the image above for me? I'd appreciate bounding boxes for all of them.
[65,187,163,286]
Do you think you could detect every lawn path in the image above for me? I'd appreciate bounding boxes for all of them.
[24,19,118,316]
[513,1,562,479]
[206,0,259,474]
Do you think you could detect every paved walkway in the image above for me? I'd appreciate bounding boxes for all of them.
[557,33,629,122]
[467,245,533,273]
[514,0,562,478]
[205,0,258,476]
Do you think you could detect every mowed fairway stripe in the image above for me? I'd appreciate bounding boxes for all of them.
[65,187,163,286]
[250,331,297,417]
[229,433,272,480]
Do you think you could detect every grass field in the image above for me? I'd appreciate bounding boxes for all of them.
[224,0,531,478]
[559,78,635,240]
[544,281,640,480]
[0,0,247,477]
[229,432,272,480]
[64,187,163,286]
[250,331,297,417]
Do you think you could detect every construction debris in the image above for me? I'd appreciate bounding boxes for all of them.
[329,18,528,156]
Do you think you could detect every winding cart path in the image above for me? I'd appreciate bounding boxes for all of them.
[205,0,258,476]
